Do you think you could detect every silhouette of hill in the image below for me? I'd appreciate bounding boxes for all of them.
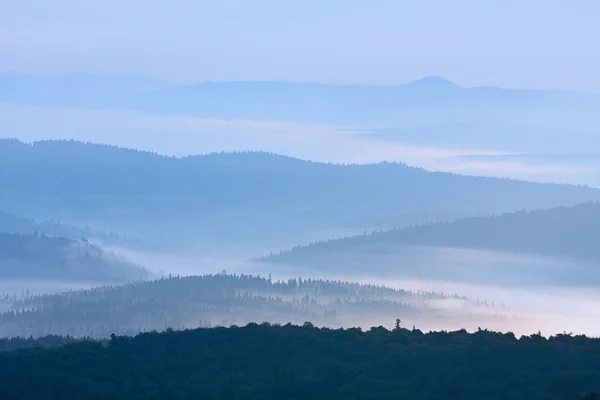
[2,73,599,130]
[262,202,600,278]
[0,232,149,282]
[2,138,599,214]
[0,273,505,339]
[2,138,600,251]
[142,78,600,129]
[0,324,599,400]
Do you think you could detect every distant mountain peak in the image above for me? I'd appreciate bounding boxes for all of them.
[404,76,462,90]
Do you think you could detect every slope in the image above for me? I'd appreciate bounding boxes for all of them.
[0,232,150,282]
[2,138,600,251]
[0,273,505,338]
[261,202,600,286]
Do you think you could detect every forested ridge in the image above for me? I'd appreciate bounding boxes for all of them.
[263,202,600,263]
[4,138,600,252]
[1,323,599,400]
[0,210,127,244]
[0,232,149,281]
[0,274,507,339]
[2,138,599,217]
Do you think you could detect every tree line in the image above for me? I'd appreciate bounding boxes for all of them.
[0,273,507,339]
[0,323,599,400]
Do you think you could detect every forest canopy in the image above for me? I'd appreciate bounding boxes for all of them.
[0,323,599,400]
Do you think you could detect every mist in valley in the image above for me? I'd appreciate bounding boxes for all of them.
[2,33,600,343]
[5,240,591,339]
[2,137,600,340]
[4,3,600,399]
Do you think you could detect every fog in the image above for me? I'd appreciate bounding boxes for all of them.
[65,243,600,337]
[2,74,600,341]
[4,5,600,398]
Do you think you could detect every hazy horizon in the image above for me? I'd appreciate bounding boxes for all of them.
[3,1,600,92]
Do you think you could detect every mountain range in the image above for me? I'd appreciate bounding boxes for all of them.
[2,139,600,253]
[2,73,599,131]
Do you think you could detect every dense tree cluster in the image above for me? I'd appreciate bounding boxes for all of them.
[0,232,149,281]
[0,334,85,352]
[0,274,507,338]
[1,323,599,400]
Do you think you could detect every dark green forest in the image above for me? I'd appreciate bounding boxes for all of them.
[0,334,84,352]
[0,274,506,338]
[0,232,149,281]
[1,323,599,400]
[263,202,600,264]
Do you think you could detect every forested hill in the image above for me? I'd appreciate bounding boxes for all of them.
[263,202,600,263]
[0,210,125,243]
[0,273,505,339]
[2,139,600,218]
[0,324,599,400]
[0,233,149,282]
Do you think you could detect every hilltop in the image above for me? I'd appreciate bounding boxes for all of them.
[3,139,600,252]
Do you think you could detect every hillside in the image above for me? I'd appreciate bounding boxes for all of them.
[265,202,600,259]
[0,324,599,400]
[0,210,128,244]
[0,233,149,282]
[261,202,600,286]
[2,139,600,252]
[0,274,504,339]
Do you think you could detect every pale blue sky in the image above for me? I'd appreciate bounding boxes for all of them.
[2,0,600,91]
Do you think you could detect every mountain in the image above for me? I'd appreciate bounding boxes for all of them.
[139,78,600,130]
[2,73,599,130]
[0,233,150,282]
[1,324,599,400]
[2,139,600,252]
[260,202,600,286]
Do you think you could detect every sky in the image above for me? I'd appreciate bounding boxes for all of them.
[2,0,600,92]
